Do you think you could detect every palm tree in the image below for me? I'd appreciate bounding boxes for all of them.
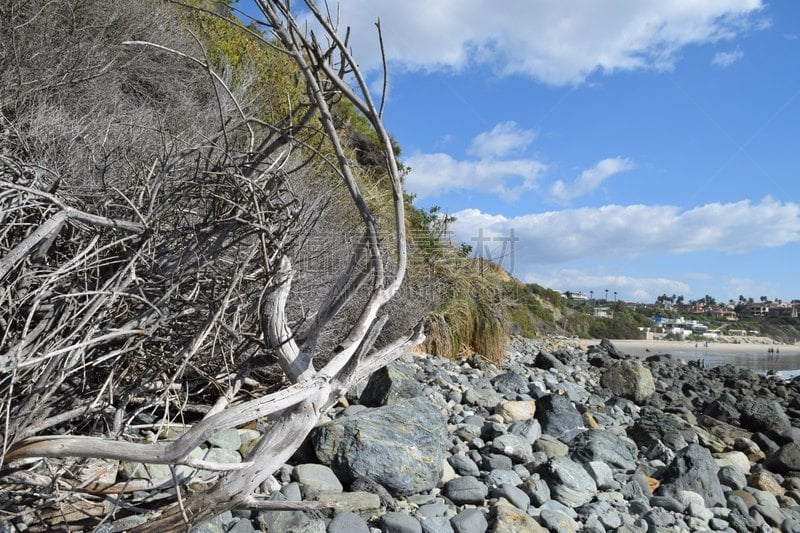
[614,291,617,302]
[605,289,609,301]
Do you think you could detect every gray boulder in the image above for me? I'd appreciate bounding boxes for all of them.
[658,443,726,507]
[491,434,535,464]
[359,361,423,407]
[600,359,655,403]
[766,442,800,474]
[539,455,597,507]
[464,387,502,409]
[738,397,791,433]
[311,397,446,495]
[491,372,529,396]
[570,429,637,471]
[535,394,585,442]
[629,406,697,451]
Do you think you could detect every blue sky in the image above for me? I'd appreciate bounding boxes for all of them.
[239,1,800,304]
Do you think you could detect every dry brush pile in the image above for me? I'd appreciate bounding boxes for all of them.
[1,0,423,529]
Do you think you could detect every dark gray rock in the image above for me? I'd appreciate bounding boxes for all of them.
[569,429,637,470]
[643,508,676,529]
[600,360,655,403]
[481,453,513,471]
[738,397,791,433]
[521,476,551,506]
[649,495,685,513]
[579,501,622,530]
[490,484,530,510]
[464,387,502,409]
[766,442,800,474]
[450,509,488,533]
[360,362,423,407]
[443,476,488,505]
[350,476,396,510]
[628,406,697,451]
[491,372,529,396]
[621,473,651,501]
[539,455,597,507]
[327,512,370,533]
[703,398,740,424]
[382,512,422,533]
[753,432,781,455]
[491,433,534,463]
[257,494,326,533]
[600,338,625,359]
[507,419,541,444]
[417,503,450,519]
[584,460,617,490]
[534,351,567,372]
[539,509,580,532]
[312,397,446,495]
[420,516,454,533]
[484,469,523,488]
[657,443,726,507]
[535,394,585,442]
[480,421,507,441]
[718,465,747,490]
[448,454,480,477]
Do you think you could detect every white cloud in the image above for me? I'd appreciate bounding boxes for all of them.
[451,197,800,264]
[711,49,744,67]
[468,121,536,158]
[315,1,765,85]
[405,122,545,200]
[549,157,635,203]
[405,152,546,201]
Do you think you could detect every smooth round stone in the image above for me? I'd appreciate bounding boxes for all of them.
[449,454,480,477]
[328,512,369,533]
[420,516,454,533]
[382,512,422,533]
[443,476,488,505]
[450,509,488,533]
[484,469,522,488]
[490,484,530,510]
[481,453,512,471]
[416,503,451,519]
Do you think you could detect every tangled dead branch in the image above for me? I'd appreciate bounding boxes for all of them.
[1,0,422,529]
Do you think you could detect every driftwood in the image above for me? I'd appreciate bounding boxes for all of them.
[1,0,420,529]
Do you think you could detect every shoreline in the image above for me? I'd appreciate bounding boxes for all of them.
[572,338,800,374]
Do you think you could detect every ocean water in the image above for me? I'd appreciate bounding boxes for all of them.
[607,340,800,380]
[645,346,800,380]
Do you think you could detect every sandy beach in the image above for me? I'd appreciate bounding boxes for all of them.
[576,338,800,374]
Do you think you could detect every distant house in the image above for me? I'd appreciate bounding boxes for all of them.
[708,308,738,321]
[563,291,589,302]
[727,329,747,336]
[593,306,613,319]
[745,304,769,317]
[769,304,798,318]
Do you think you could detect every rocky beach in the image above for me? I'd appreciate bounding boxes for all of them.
[13,336,800,532]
